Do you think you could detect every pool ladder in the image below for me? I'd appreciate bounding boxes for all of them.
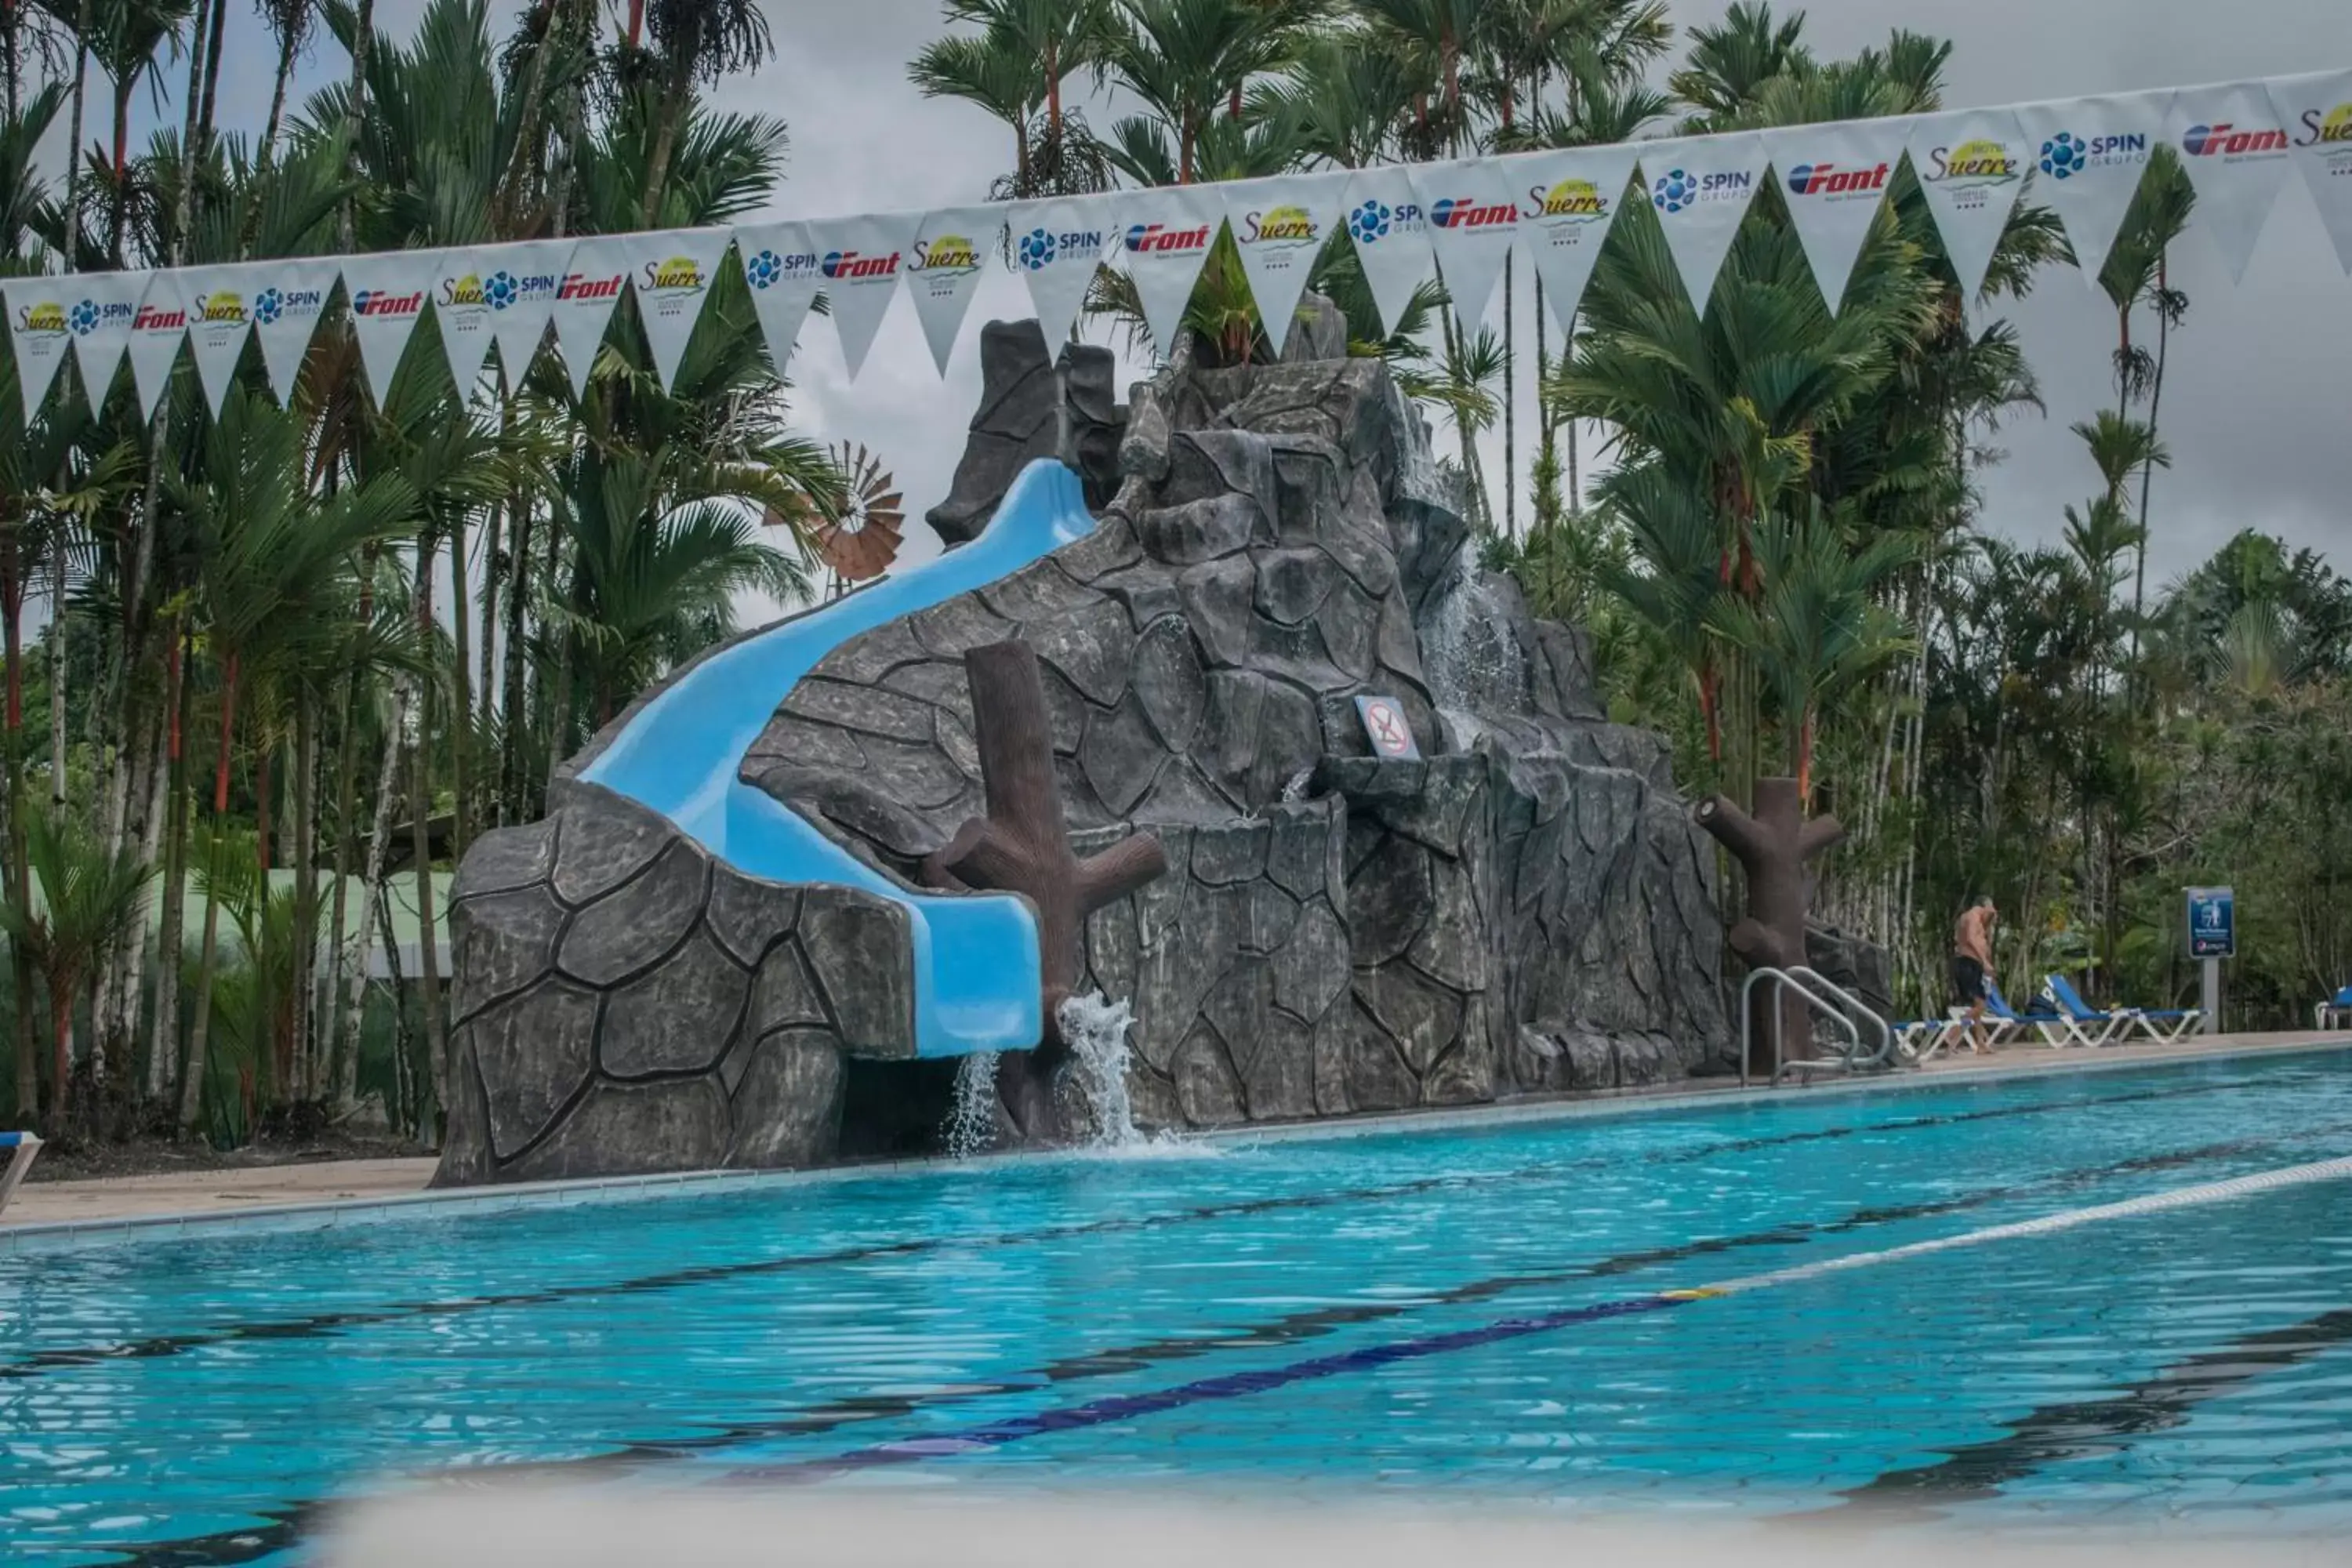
[1738,966,1896,1088]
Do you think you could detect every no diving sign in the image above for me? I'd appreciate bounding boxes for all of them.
[1354,695,1421,760]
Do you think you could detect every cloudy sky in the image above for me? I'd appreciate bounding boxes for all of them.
[158,0,2352,590]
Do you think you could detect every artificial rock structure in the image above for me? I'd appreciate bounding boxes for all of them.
[437,310,1733,1183]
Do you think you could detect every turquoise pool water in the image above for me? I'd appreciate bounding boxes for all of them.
[5,1050,2352,1563]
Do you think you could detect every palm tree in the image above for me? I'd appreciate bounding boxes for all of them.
[909,0,1115,198]
[1106,0,1309,184]
[1352,0,1492,154]
[0,811,154,1124]
[635,0,772,224]
[2098,147,2193,672]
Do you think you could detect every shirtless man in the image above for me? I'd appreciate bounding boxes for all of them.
[1951,896,1998,1053]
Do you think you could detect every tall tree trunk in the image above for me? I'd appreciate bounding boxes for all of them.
[626,0,642,49]
[338,679,407,1109]
[320,672,361,1100]
[107,69,129,267]
[260,29,296,168]
[5,586,36,1123]
[410,535,448,1145]
[337,0,376,252]
[2127,253,2172,688]
[448,508,472,863]
[1502,252,1515,542]
[635,29,699,227]
[289,697,318,1098]
[196,0,228,160]
[46,546,65,821]
[145,632,187,1101]
[500,492,532,824]
[177,652,238,1134]
[46,969,71,1124]
[478,491,503,735]
[61,0,87,273]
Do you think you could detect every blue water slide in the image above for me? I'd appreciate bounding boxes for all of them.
[580,459,1097,1058]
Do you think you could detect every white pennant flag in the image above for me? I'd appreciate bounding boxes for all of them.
[810,211,920,378]
[1639,131,1769,314]
[64,270,145,417]
[1224,170,1347,346]
[125,273,191,419]
[1339,165,1436,337]
[733,220,824,378]
[176,263,260,414]
[1760,119,1907,312]
[339,251,432,405]
[245,257,339,404]
[1907,109,2031,303]
[906,209,994,374]
[1499,143,1641,332]
[2168,83,2296,283]
[2,277,73,416]
[1111,184,1222,358]
[548,235,629,398]
[622,227,731,390]
[2270,71,2352,273]
[468,238,572,390]
[2014,91,2172,288]
[1004,200,1105,355]
[1409,159,1520,330]
[429,250,495,397]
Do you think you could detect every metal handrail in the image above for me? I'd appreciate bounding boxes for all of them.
[1785,965,1896,1076]
[1738,967,1858,1087]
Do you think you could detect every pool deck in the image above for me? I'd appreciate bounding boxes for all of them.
[5,1029,2347,1244]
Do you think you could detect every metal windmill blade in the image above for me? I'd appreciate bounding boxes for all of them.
[813,441,906,586]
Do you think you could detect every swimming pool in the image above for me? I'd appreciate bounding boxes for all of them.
[5,1048,2352,1563]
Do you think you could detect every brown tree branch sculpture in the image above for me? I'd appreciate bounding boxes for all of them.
[923,640,1167,1141]
[1694,777,1845,1076]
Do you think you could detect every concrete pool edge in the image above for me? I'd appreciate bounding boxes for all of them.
[5,1032,2348,1256]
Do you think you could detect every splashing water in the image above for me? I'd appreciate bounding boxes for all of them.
[1058,993,1141,1149]
[946,1051,1000,1159]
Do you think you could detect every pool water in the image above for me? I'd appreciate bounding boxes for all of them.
[6,1050,2352,1563]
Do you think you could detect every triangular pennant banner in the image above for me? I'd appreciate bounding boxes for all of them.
[2013,90,2172,289]
[1499,143,1641,332]
[1004,200,1105,355]
[1907,109,2030,303]
[176,263,260,415]
[1339,164,1436,337]
[64,270,146,418]
[1409,158,1520,330]
[1639,131,1769,314]
[809,211,920,379]
[733,220,824,378]
[2270,71,2352,273]
[468,238,572,391]
[2,276,73,416]
[245,256,340,404]
[1223,169,1348,345]
[339,250,432,405]
[1112,183,1223,358]
[907,209,993,375]
[2168,82,2296,283]
[548,234,630,398]
[621,227,731,390]
[1759,118,1907,313]
[125,273,191,419]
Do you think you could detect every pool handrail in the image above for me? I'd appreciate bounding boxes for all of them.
[1740,967,1857,1087]
[0,1131,41,1219]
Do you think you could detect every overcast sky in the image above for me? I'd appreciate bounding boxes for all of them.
[163,0,2352,591]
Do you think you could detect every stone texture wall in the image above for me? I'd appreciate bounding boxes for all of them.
[434,790,911,1185]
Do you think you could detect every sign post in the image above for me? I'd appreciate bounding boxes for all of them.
[2185,886,2235,1036]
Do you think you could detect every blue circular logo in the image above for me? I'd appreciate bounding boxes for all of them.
[1653,169,1695,214]
[1348,199,1391,245]
[2040,132,2086,180]
[1017,227,1057,270]
[253,288,282,325]
[485,270,520,310]
[745,249,782,289]
[67,299,98,335]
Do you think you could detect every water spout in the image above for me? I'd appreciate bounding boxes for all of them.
[946,1052,1001,1159]
[1058,993,1141,1149]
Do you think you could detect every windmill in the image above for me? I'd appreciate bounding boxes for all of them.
[808,441,906,599]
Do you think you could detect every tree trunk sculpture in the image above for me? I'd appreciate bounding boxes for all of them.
[923,640,1167,1141]
[1694,777,1845,1077]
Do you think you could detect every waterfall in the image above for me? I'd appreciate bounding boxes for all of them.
[946,1052,1000,1159]
[1058,993,1141,1149]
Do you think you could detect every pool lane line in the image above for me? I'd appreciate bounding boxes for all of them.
[65,1127,2343,1568]
[0,1078,2235,1387]
[735,1152,2352,1483]
[1819,1305,2352,1519]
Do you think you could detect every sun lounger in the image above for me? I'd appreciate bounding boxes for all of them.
[2315,985,2352,1033]
[2039,974,2141,1047]
[2046,972,2201,1044]
[0,1131,41,1220]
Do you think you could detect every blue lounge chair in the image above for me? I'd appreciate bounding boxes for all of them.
[1970,982,2038,1048]
[0,1131,40,1220]
[2047,972,2201,1044]
[1891,1015,1955,1062]
[2315,985,2352,1033]
[2041,974,2140,1047]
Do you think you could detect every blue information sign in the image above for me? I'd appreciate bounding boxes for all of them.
[2186,886,2235,960]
